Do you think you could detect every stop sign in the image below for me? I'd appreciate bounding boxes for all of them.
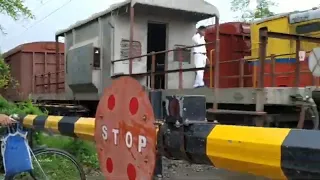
[95,77,157,180]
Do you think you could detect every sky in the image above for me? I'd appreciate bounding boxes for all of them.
[0,0,319,52]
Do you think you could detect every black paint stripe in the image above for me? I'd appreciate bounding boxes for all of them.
[281,129,320,179]
[18,114,27,123]
[33,115,48,131]
[58,116,80,137]
[19,114,30,131]
[19,114,28,129]
[185,123,216,165]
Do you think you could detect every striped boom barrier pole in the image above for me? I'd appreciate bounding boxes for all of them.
[21,114,95,141]
[21,114,320,179]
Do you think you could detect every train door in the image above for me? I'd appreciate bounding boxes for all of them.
[147,22,167,89]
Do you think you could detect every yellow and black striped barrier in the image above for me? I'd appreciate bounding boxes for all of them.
[164,123,320,180]
[21,115,320,179]
[21,114,94,141]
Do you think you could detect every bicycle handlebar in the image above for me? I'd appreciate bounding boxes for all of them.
[8,114,21,124]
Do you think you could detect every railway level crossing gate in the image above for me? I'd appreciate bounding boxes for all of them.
[21,77,320,180]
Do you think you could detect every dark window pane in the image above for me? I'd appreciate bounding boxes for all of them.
[296,22,320,34]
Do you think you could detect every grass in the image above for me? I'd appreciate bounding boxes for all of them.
[37,134,99,169]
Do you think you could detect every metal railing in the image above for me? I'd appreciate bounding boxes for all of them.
[111,41,216,90]
[110,39,319,90]
[207,50,319,88]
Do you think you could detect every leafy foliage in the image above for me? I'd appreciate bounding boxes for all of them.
[0,0,34,20]
[0,57,17,89]
[0,0,34,33]
[0,95,44,115]
[231,0,277,22]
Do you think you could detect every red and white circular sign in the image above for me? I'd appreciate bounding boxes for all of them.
[95,76,157,180]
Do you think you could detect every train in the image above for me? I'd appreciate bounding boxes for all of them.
[2,0,320,129]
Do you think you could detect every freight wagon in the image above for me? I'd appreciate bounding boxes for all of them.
[6,0,320,129]
[1,42,65,101]
[2,42,92,116]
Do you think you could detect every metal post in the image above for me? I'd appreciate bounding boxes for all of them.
[32,52,35,93]
[209,49,214,88]
[271,54,275,86]
[179,49,183,89]
[258,28,267,89]
[255,27,268,126]
[129,6,134,75]
[48,73,51,93]
[213,16,220,110]
[55,36,60,93]
[151,52,156,90]
[42,74,45,93]
[153,155,163,179]
[239,58,244,87]
[295,39,301,87]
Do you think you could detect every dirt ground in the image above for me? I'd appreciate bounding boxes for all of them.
[87,157,268,180]
[160,158,267,180]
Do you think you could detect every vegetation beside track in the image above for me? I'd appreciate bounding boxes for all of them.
[0,95,99,177]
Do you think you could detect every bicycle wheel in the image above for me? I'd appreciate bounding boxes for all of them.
[13,148,86,180]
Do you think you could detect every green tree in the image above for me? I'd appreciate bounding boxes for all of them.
[0,57,14,89]
[0,0,34,88]
[231,0,277,22]
[0,0,34,32]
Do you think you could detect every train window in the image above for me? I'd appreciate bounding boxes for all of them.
[296,22,320,34]
[93,47,100,68]
[173,45,191,63]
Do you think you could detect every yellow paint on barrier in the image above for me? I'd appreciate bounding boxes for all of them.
[74,117,95,141]
[206,125,290,180]
[22,115,37,128]
[45,116,63,134]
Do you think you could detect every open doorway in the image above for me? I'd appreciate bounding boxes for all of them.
[147,22,167,89]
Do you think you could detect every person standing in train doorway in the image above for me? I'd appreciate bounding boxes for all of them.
[192,26,208,88]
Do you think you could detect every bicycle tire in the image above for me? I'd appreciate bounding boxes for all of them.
[32,148,86,180]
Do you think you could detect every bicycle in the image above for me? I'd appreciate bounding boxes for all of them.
[0,114,86,180]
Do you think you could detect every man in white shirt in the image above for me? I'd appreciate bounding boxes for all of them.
[192,26,208,88]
